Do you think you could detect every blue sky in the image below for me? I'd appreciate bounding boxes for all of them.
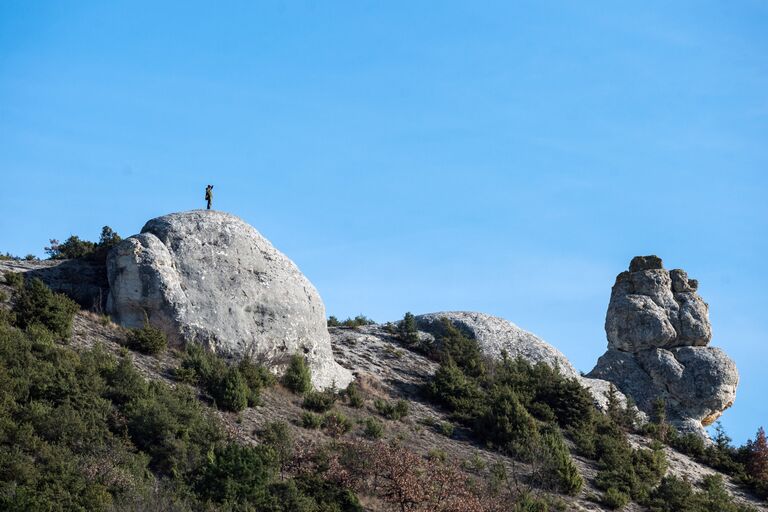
[1,1,766,443]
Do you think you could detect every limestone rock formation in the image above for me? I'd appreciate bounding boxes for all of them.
[106,210,352,390]
[589,256,738,437]
[415,311,581,379]
[413,311,642,414]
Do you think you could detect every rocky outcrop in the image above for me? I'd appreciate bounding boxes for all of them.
[0,258,109,310]
[106,210,352,390]
[589,256,738,438]
[413,311,640,415]
[415,311,581,379]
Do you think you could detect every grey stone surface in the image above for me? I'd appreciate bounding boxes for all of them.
[605,294,677,352]
[590,256,738,437]
[605,258,712,351]
[106,210,352,390]
[629,255,664,272]
[415,311,580,379]
[0,258,109,310]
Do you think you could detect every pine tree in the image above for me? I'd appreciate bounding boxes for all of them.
[399,312,419,346]
[651,397,670,442]
[747,426,768,483]
[713,421,732,452]
[283,353,312,394]
[606,384,622,425]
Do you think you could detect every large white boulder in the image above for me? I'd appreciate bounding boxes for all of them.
[106,210,352,390]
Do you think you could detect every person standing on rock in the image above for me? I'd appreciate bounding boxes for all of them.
[205,185,214,210]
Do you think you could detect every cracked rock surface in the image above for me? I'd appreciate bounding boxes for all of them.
[589,256,738,438]
[106,210,352,390]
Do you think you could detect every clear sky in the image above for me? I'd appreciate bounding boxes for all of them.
[1,1,766,443]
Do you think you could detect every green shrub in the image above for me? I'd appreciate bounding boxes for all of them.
[301,412,323,429]
[107,355,148,405]
[462,453,487,472]
[302,389,337,413]
[322,412,352,438]
[239,358,277,387]
[284,353,312,394]
[670,431,707,458]
[43,227,121,261]
[374,398,410,420]
[290,475,363,512]
[602,487,630,509]
[12,277,79,340]
[434,318,486,378]
[259,421,294,474]
[196,443,278,504]
[440,421,455,437]
[399,311,420,346]
[345,382,364,408]
[0,315,359,511]
[124,382,223,475]
[238,358,275,405]
[428,448,448,462]
[126,322,167,355]
[3,270,23,288]
[539,430,583,495]
[328,315,375,328]
[362,417,384,439]
[97,225,121,249]
[175,346,268,412]
[176,344,227,386]
[427,358,483,420]
[647,475,694,511]
[45,235,96,260]
[214,367,249,412]
[476,386,540,460]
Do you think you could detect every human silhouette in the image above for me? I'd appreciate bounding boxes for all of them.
[205,185,214,210]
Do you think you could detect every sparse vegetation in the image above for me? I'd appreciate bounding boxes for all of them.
[345,381,364,408]
[322,411,353,438]
[327,314,375,328]
[440,421,455,437]
[301,411,323,429]
[374,398,410,420]
[362,417,384,439]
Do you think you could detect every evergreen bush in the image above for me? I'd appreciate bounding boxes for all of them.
[12,277,79,340]
[284,353,312,394]
[126,322,167,355]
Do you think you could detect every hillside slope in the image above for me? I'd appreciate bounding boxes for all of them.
[1,259,766,512]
